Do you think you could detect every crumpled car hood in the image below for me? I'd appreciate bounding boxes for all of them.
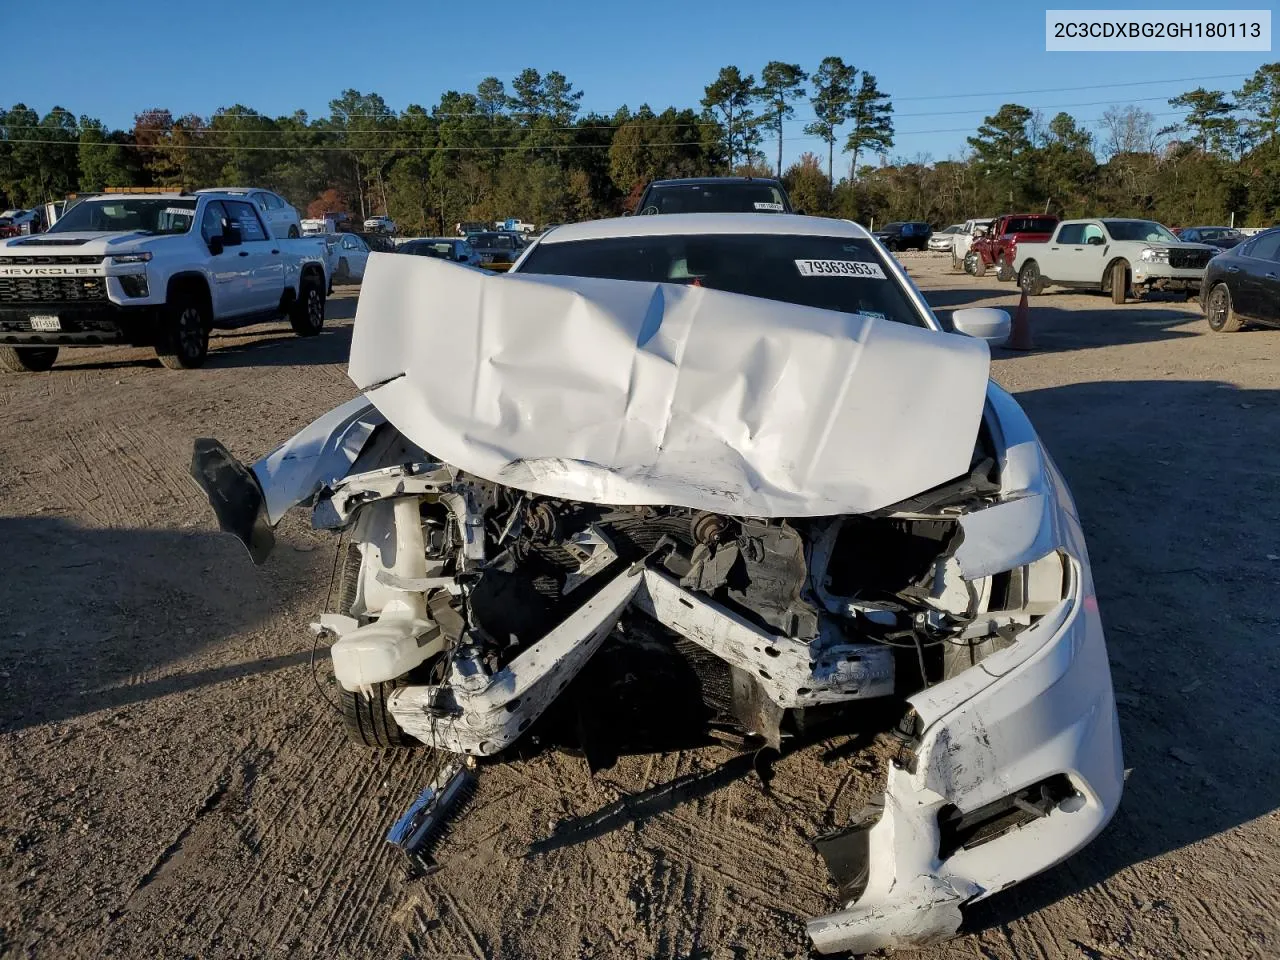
[348,254,991,516]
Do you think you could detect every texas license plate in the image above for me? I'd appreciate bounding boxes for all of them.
[29,315,61,331]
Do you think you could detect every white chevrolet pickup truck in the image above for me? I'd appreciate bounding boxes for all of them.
[0,190,330,372]
[1013,218,1217,305]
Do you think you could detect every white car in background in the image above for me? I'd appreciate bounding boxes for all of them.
[364,216,396,234]
[332,232,371,283]
[951,218,995,268]
[928,224,963,253]
[195,188,301,238]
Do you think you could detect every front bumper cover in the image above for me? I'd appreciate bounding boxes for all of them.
[0,301,161,347]
[807,561,1123,953]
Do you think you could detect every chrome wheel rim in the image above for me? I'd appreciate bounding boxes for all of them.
[1209,288,1227,328]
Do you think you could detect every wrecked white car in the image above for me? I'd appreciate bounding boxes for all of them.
[191,214,1123,954]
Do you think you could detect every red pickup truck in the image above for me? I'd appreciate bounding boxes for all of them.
[965,213,1060,281]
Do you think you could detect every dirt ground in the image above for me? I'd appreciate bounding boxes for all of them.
[1,258,1278,960]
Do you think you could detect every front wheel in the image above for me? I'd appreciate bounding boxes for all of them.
[0,346,58,373]
[965,250,986,277]
[1205,283,1244,332]
[289,274,326,337]
[155,294,209,369]
[1110,261,1130,305]
[1018,261,1045,296]
[996,255,1014,282]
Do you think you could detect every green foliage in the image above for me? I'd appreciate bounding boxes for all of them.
[756,62,807,177]
[3,61,1280,229]
[805,56,857,183]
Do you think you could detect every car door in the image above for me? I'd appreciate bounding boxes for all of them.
[225,200,285,313]
[199,200,252,316]
[341,234,370,280]
[1045,223,1084,281]
[1074,222,1111,284]
[1233,231,1280,322]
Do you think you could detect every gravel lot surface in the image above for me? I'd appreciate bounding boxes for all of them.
[1,257,1277,958]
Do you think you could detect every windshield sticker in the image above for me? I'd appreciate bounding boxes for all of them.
[162,207,195,217]
[859,310,887,321]
[795,259,887,279]
[754,201,785,211]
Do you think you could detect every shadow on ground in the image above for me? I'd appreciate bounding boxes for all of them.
[0,516,322,731]
[964,377,1280,933]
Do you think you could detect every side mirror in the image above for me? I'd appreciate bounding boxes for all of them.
[223,225,243,247]
[1087,235,1105,245]
[951,307,1011,347]
[208,235,224,256]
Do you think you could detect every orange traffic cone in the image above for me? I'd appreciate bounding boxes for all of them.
[1006,290,1034,351]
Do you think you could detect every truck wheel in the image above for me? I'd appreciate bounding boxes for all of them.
[289,273,326,337]
[0,346,58,373]
[965,251,986,277]
[155,294,209,370]
[1110,261,1130,305]
[1205,283,1244,333]
[951,250,963,272]
[1018,261,1045,296]
[287,225,300,239]
[996,256,1014,282]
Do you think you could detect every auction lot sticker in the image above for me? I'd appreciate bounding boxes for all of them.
[795,259,886,279]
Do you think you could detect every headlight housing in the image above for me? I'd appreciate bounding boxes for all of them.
[1140,247,1169,263]
[111,252,152,264]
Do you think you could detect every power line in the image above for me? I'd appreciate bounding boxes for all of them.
[891,72,1252,102]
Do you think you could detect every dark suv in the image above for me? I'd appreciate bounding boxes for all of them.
[872,221,932,251]
[632,177,794,215]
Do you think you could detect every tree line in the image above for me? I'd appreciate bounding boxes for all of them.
[0,62,1278,234]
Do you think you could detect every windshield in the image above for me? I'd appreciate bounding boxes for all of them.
[881,222,904,231]
[48,198,197,235]
[1197,227,1240,239]
[518,234,927,328]
[638,182,789,215]
[404,241,455,258]
[1105,220,1179,243]
[1004,216,1057,233]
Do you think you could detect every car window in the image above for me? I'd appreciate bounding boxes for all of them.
[1056,223,1085,245]
[1104,220,1178,242]
[1005,216,1057,233]
[200,201,230,243]
[638,182,789,215]
[225,200,268,241]
[1246,232,1280,262]
[520,233,927,328]
[1082,224,1105,244]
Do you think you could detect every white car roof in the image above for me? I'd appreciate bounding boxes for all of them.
[538,213,872,244]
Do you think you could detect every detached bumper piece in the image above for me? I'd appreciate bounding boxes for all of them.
[386,762,477,876]
[807,575,1123,954]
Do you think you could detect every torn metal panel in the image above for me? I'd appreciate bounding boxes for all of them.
[347,254,991,517]
[387,566,645,754]
[251,395,386,526]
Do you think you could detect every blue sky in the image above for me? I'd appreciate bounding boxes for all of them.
[4,0,1273,169]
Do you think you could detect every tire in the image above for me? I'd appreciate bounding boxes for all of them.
[335,257,349,284]
[1110,261,1130,305]
[0,346,58,372]
[996,255,1014,282]
[289,273,326,337]
[1018,261,1045,296]
[155,290,210,370]
[332,545,417,748]
[287,225,300,239]
[951,250,963,272]
[340,683,416,748]
[965,250,986,277]
[1205,283,1244,333]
